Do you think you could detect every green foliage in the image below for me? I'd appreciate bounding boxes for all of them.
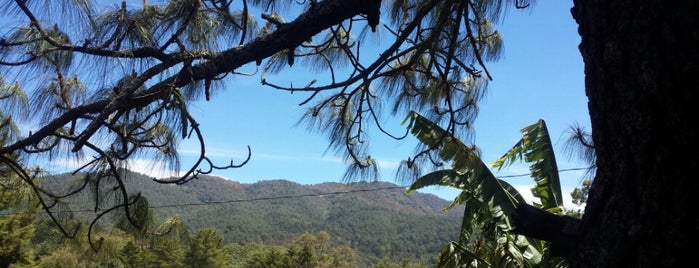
[37,247,81,268]
[567,179,591,218]
[372,257,431,268]
[0,172,453,267]
[570,179,590,207]
[0,2,536,262]
[403,111,575,267]
[239,231,360,268]
[0,211,37,267]
[114,194,156,239]
[244,246,292,268]
[118,241,145,268]
[0,192,435,268]
[150,237,187,268]
[30,228,129,268]
[30,219,67,262]
[491,119,564,212]
[37,172,460,264]
[152,214,191,242]
[185,229,229,268]
[0,0,535,239]
[0,167,38,267]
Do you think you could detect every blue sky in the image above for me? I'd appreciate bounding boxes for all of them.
[171,1,591,207]
[3,1,590,208]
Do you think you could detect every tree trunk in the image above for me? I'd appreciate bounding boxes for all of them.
[570,1,699,267]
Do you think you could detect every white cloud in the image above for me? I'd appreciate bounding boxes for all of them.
[40,156,181,179]
[119,158,182,178]
[376,159,402,170]
[511,184,585,212]
[512,184,537,204]
[178,147,252,159]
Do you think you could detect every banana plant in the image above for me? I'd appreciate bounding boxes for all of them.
[491,119,564,213]
[403,110,566,267]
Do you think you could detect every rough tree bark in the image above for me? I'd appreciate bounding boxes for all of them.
[571,1,698,267]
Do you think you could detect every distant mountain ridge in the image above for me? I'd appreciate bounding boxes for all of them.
[40,170,464,263]
[162,174,462,215]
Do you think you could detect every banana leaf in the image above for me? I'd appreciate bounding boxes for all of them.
[491,119,564,211]
[403,111,544,266]
[404,111,521,215]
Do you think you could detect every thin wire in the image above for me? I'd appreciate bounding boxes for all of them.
[496,167,592,178]
[150,185,407,209]
[0,167,592,216]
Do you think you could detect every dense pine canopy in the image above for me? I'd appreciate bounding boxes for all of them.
[3,0,695,267]
[0,0,529,243]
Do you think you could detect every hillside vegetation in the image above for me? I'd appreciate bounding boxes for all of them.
[38,171,463,264]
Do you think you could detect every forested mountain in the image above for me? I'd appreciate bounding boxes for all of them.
[38,171,463,264]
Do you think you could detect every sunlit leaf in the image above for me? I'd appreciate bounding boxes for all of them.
[404,110,548,267]
[492,119,564,209]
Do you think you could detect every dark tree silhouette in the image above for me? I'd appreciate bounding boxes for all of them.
[1,0,695,266]
[570,0,698,266]
[0,0,515,248]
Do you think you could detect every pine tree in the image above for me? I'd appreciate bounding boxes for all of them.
[185,228,229,268]
[0,0,695,266]
[0,0,512,245]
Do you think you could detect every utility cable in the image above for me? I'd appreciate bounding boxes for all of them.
[0,166,592,216]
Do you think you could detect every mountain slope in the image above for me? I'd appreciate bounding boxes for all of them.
[39,171,463,263]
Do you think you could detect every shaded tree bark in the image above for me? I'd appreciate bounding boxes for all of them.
[571,1,699,267]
